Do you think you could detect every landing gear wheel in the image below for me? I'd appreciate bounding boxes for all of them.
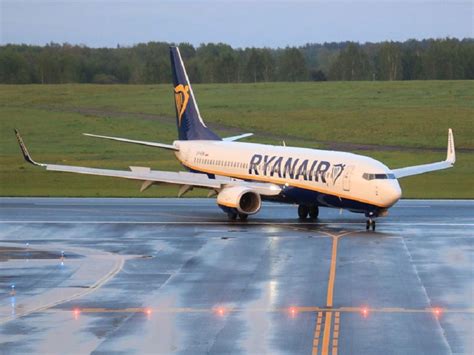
[366,219,376,231]
[298,205,309,219]
[238,213,248,221]
[309,206,319,219]
[227,212,237,221]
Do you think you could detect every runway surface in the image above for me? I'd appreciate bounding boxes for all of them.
[0,198,473,354]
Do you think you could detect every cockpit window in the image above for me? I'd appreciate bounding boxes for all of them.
[362,173,396,180]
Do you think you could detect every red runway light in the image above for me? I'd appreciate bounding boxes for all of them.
[361,307,369,318]
[215,306,226,316]
[289,307,298,317]
[145,308,152,315]
[73,308,80,320]
[433,307,442,318]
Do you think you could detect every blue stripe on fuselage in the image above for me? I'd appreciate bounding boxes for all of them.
[184,162,379,215]
[264,185,380,214]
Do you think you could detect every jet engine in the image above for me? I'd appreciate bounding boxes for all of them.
[217,186,261,215]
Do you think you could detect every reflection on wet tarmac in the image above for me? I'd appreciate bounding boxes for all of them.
[0,198,473,354]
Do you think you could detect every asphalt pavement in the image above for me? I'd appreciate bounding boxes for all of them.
[0,198,472,354]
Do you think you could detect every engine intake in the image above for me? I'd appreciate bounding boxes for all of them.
[217,186,261,215]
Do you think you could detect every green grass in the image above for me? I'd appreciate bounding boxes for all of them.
[0,82,473,198]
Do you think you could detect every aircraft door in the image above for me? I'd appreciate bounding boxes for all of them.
[342,165,354,191]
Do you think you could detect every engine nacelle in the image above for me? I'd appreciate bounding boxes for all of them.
[217,186,261,215]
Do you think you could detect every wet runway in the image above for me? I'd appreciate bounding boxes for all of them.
[0,198,473,354]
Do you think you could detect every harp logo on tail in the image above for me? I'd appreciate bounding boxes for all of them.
[174,84,190,126]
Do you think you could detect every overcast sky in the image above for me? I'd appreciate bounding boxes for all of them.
[1,0,473,48]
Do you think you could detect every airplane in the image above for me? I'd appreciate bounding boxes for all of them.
[14,46,456,231]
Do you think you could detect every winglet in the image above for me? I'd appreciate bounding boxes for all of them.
[446,128,455,165]
[14,129,45,166]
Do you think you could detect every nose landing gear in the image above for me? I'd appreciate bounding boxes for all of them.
[365,211,377,231]
[366,218,376,231]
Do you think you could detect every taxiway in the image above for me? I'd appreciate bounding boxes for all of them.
[0,198,472,354]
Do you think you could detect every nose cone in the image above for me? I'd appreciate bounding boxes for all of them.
[381,180,402,207]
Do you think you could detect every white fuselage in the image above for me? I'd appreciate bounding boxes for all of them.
[174,140,402,213]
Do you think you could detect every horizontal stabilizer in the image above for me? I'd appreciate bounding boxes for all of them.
[84,133,178,151]
[222,133,254,142]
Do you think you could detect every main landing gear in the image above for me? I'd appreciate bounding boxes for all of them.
[298,205,319,220]
[227,212,248,221]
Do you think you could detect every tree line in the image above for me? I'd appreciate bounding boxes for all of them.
[1,38,473,84]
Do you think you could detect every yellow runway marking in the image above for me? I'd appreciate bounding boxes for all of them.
[317,231,342,355]
[312,311,323,355]
[321,311,333,355]
[326,236,339,308]
[320,230,357,308]
[318,231,355,354]
[332,312,340,355]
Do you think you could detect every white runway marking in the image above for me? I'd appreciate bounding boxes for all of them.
[1,220,473,226]
[0,244,125,325]
[0,204,433,209]
[392,206,431,208]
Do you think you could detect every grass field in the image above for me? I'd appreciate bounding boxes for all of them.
[0,81,473,198]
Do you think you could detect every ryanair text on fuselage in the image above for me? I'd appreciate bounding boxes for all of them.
[248,154,346,184]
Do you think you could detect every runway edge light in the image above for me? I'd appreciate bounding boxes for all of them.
[361,306,369,318]
[432,307,443,319]
[73,308,80,320]
[289,306,298,318]
[214,306,227,317]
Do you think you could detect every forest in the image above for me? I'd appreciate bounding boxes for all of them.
[0,38,473,84]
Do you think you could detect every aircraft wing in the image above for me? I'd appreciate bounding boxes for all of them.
[14,130,281,196]
[392,129,455,178]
